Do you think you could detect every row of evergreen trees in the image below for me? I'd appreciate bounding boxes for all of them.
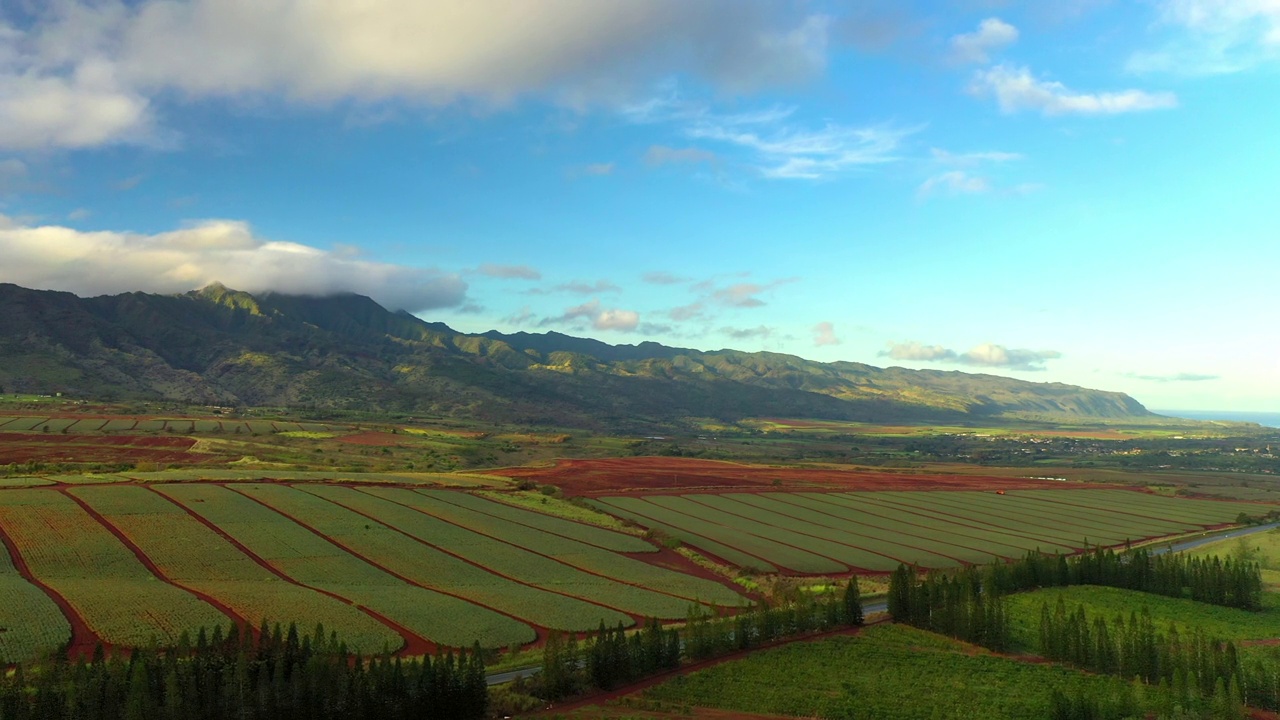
[886,564,1012,651]
[1039,600,1246,719]
[0,621,488,720]
[1002,546,1263,611]
[535,578,864,701]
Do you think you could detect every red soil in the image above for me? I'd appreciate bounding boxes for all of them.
[0,432,205,465]
[493,456,1102,497]
[335,431,409,446]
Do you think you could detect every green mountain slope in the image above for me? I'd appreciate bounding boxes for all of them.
[0,283,1151,429]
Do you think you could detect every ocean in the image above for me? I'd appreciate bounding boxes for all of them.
[1153,409,1280,428]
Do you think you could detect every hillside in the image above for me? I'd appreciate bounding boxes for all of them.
[0,283,1151,430]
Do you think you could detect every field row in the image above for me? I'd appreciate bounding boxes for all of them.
[590,490,1259,574]
[8,469,506,487]
[0,416,344,434]
[0,486,743,662]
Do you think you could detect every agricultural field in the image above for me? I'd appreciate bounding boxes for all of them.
[493,456,1098,496]
[621,624,1186,719]
[590,489,1260,575]
[0,488,228,648]
[0,482,747,663]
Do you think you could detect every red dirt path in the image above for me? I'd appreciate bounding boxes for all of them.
[493,456,1107,497]
[0,517,102,659]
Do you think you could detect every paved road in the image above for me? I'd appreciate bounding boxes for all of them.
[1150,521,1280,555]
[485,524,1276,686]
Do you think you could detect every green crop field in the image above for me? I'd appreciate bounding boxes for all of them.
[300,485,709,620]
[367,488,745,607]
[590,490,1262,574]
[69,484,403,653]
[235,483,636,632]
[0,530,72,663]
[156,484,535,649]
[634,624,1184,719]
[0,489,228,647]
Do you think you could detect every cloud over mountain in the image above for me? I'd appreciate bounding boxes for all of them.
[0,215,466,311]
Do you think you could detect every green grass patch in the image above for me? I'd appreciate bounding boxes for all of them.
[1007,586,1280,651]
[641,623,1181,719]
[277,430,337,439]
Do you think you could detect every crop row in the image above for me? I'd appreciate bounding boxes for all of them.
[0,489,228,647]
[591,489,1254,574]
[235,483,636,632]
[0,417,347,435]
[154,484,536,650]
[0,525,73,663]
[399,489,744,607]
[299,486,704,620]
[69,485,402,653]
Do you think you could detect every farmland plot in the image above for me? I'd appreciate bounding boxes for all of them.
[301,485,712,620]
[0,530,72,663]
[157,484,534,649]
[369,488,746,606]
[235,484,636,631]
[590,489,1263,574]
[0,489,228,647]
[70,485,403,653]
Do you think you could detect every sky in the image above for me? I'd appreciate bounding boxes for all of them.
[0,0,1276,413]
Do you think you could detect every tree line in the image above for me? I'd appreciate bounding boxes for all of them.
[1039,599,1246,719]
[886,563,1012,651]
[532,578,864,702]
[1002,545,1263,611]
[0,620,488,720]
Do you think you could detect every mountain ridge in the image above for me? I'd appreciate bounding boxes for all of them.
[0,283,1152,430]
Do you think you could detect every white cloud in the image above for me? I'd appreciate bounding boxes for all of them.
[930,148,1023,165]
[527,280,621,296]
[0,215,466,311]
[579,163,615,176]
[540,299,639,331]
[1130,0,1280,74]
[642,271,690,285]
[720,325,774,340]
[710,278,797,308]
[473,263,541,280]
[918,170,990,197]
[951,18,1019,64]
[627,95,915,180]
[644,145,717,166]
[971,65,1178,115]
[883,342,955,362]
[0,0,833,150]
[812,321,841,346]
[881,341,1061,371]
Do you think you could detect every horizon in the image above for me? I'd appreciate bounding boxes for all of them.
[0,2,1274,412]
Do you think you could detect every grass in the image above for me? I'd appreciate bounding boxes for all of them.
[1184,527,1280,587]
[634,623,1185,719]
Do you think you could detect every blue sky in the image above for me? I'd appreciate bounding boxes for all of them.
[0,1,1275,412]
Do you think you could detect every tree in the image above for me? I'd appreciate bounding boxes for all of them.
[844,576,864,626]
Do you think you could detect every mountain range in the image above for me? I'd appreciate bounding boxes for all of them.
[0,283,1152,430]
